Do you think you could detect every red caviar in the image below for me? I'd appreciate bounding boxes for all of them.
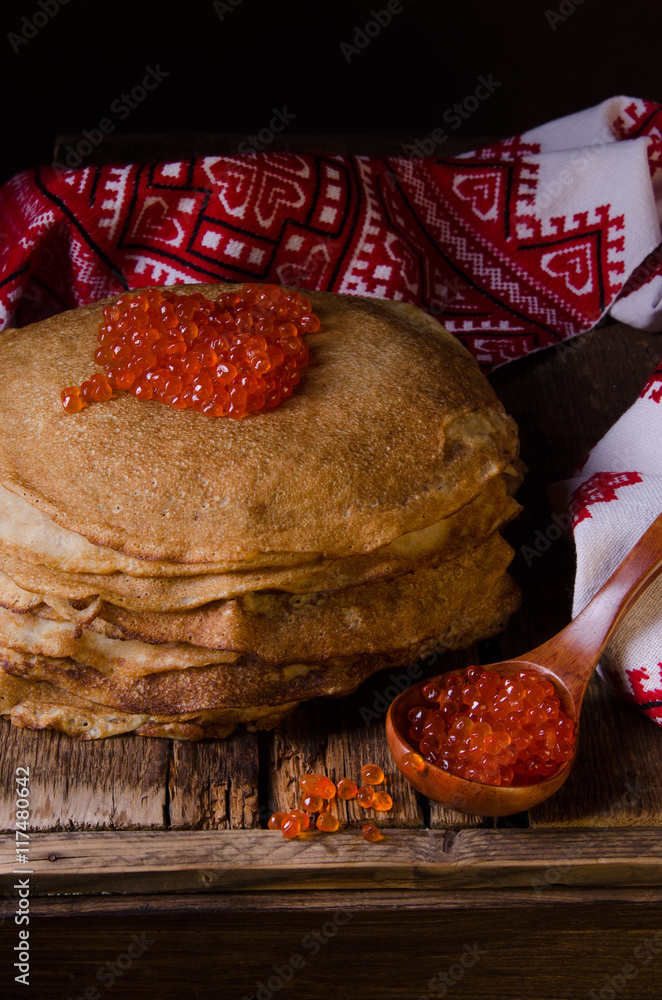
[282,816,301,839]
[289,809,310,831]
[61,284,320,418]
[337,778,358,800]
[356,786,375,808]
[402,751,426,774]
[360,763,385,785]
[372,791,393,812]
[407,666,576,787]
[270,768,395,840]
[300,774,336,799]
[316,812,340,833]
[301,793,324,813]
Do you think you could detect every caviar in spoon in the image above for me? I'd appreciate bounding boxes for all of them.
[405,665,575,787]
[387,511,662,816]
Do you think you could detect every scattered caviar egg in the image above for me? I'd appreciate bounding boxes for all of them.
[318,777,337,800]
[356,785,375,808]
[61,284,319,418]
[362,824,382,843]
[406,666,576,787]
[360,763,385,785]
[316,812,340,833]
[268,811,288,831]
[301,793,324,813]
[299,773,323,794]
[299,773,320,793]
[289,809,310,831]
[372,791,393,812]
[300,773,335,799]
[337,778,358,800]
[282,816,301,839]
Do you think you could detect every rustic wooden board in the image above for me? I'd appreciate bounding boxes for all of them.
[0,724,167,832]
[3,828,662,895]
[5,884,662,917]
[168,729,260,830]
[7,903,662,1000]
[5,894,662,1000]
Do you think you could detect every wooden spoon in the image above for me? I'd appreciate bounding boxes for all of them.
[386,511,662,817]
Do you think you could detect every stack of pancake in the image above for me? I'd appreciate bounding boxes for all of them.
[0,285,523,740]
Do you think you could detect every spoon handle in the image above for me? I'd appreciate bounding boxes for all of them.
[526,511,662,706]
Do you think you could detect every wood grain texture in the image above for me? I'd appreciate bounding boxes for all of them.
[168,730,260,830]
[0,721,167,831]
[4,901,662,1000]
[5,885,662,918]
[2,828,662,896]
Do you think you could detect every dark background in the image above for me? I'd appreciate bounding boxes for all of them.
[1,0,661,182]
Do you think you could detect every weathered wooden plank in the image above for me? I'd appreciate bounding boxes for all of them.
[8,901,662,1000]
[5,885,662,918]
[0,721,167,832]
[168,730,260,830]
[3,828,662,895]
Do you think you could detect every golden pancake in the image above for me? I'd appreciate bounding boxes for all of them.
[0,569,519,739]
[0,285,518,564]
[0,473,520,610]
[0,669,296,740]
[0,483,313,576]
[0,605,239,675]
[0,466,521,579]
[0,530,515,668]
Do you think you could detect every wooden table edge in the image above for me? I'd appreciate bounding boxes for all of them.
[3,827,662,895]
[4,886,662,919]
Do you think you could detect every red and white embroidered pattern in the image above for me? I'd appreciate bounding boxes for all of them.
[0,97,661,371]
[624,665,662,724]
[639,361,662,404]
[568,471,643,528]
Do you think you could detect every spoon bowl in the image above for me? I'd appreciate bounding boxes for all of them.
[386,660,576,816]
[387,511,662,816]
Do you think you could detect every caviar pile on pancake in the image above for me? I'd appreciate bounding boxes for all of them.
[0,282,523,740]
[61,285,318,419]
